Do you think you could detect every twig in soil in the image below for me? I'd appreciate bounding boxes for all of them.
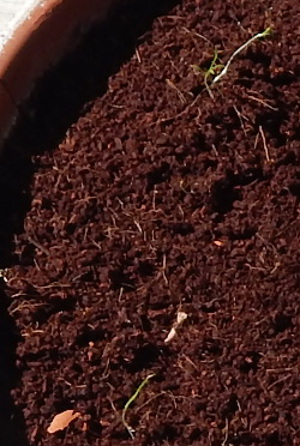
[182,26,212,45]
[9,301,46,315]
[152,186,158,210]
[246,92,278,111]
[211,27,272,85]
[118,287,124,302]
[259,125,271,163]
[267,374,292,390]
[121,373,155,439]
[266,367,294,373]
[166,78,187,104]
[159,94,200,123]
[34,282,72,289]
[27,235,51,256]
[162,253,168,285]
[181,354,198,372]
[135,391,166,414]
[221,418,229,446]
[135,48,142,63]
[233,105,248,136]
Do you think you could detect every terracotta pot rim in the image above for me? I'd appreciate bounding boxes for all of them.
[0,1,63,75]
[0,0,116,145]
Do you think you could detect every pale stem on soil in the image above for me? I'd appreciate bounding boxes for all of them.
[212,27,272,85]
[259,125,271,163]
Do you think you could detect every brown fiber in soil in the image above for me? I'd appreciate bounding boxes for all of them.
[1,0,300,445]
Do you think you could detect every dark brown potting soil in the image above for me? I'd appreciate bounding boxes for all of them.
[1,0,300,445]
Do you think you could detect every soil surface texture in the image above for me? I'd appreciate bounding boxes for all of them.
[1,0,300,445]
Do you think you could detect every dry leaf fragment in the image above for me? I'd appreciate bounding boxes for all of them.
[47,410,80,434]
[176,311,188,325]
[213,240,224,247]
[164,327,177,344]
[164,311,188,343]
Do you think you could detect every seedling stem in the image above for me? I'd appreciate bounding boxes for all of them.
[191,49,224,98]
[121,373,155,439]
[212,27,272,85]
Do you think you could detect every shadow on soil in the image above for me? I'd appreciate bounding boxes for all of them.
[0,0,179,444]
[0,287,27,446]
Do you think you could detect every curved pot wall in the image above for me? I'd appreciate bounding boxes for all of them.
[0,0,116,144]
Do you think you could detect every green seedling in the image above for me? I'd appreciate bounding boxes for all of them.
[212,27,273,85]
[191,49,224,99]
[121,373,155,439]
[191,27,272,98]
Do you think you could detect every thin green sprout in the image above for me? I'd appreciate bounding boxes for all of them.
[212,27,272,85]
[191,49,224,98]
[121,373,155,439]
[191,27,272,98]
